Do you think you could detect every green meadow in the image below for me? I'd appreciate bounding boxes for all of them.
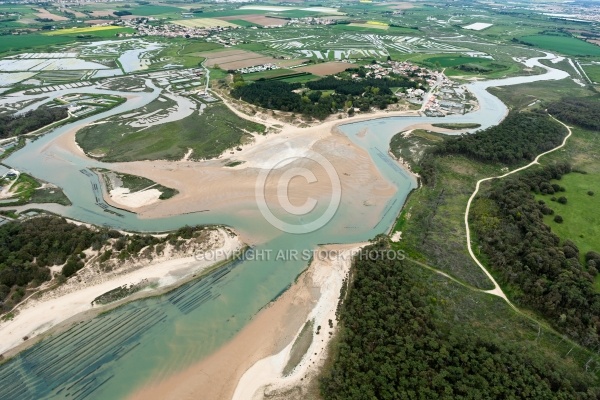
[537,172,600,258]
[583,64,600,83]
[0,35,74,54]
[423,55,491,67]
[520,34,600,57]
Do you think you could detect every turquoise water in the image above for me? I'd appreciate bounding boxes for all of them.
[0,54,569,399]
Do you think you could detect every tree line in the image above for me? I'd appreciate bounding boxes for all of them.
[434,111,568,165]
[320,240,599,399]
[547,97,600,131]
[0,106,67,139]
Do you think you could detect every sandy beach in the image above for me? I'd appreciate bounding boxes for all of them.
[0,228,242,358]
[129,243,362,400]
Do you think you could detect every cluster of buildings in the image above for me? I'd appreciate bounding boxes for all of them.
[115,18,233,39]
[237,63,279,74]
[288,17,337,26]
[357,61,476,116]
[361,61,438,86]
[423,82,476,117]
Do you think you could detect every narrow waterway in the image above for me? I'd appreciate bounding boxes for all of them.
[0,53,568,399]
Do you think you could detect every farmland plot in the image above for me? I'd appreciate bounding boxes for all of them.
[172,18,239,29]
[218,14,287,27]
[197,49,281,70]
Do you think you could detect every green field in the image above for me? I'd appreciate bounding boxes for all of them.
[415,54,517,78]
[520,34,600,57]
[278,73,319,83]
[77,103,265,162]
[45,26,136,38]
[536,172,600,257]
[583,64,600,83]
[489,78,592,111]
[240,69,316,82]
[226,19,259,27]
[423,55,491,68]
[0,35,74,54]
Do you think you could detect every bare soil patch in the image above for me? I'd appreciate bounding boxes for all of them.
[296,61,352,76]
[198,49,280,70]
[220,14,288,26]
[90,10,116,17]
[35,8,69,21]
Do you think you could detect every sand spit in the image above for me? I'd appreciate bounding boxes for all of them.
[233,243,363,399]
[0,228,242,357]
[129,243,361,400]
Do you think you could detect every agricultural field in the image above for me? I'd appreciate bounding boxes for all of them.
[423,55,494,68]
[519,34,600,57]
[44,26,135,38]
[241,69,317,83]
[0,35,74,54]
[34,8,68,21]
[218,14,287,27]
[349,21,389,30]
[172,18,239,29]
[197,49,281,70]
[296,62,352,76]
[406,53,520,79]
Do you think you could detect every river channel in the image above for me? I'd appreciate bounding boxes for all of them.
[0,53,568,399]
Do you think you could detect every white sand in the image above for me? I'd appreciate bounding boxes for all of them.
[0,228,242,356]
[232,244,364,399]
[109,186,162,208]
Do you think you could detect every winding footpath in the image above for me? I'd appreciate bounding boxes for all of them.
[464,115,573,310]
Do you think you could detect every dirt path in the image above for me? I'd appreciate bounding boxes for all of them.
[464,115,573,309]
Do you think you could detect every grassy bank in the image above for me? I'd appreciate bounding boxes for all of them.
[0,173,71,206]
[76,103,265,162]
